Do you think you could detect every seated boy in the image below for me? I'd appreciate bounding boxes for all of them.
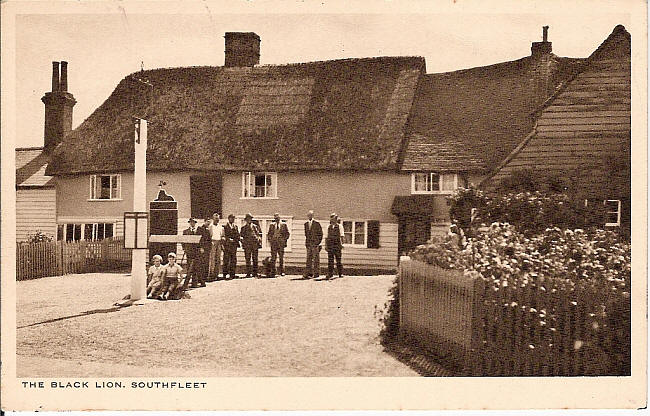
[160,252,184,300]
[146,255,165,299]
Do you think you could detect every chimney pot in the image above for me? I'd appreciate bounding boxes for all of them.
[60,61,68,92]
[224,32,260,67]
[531,26,552,57]
[42,60,76,153]
[51,61,60,92]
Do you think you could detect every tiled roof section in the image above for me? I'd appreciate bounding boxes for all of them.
[402,54,585,172]
[46,56,425,175]
[401,134,485,171]
[486,25,631,198]
[16,148,54,187]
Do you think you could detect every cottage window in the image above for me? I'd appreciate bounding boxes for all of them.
[604,200,621,227]
[411,172,460,194]
[59,223,114,241]
[242,172,277,199]
[584,199,622,228]
[89,174,121,200]
[342,220,367,246]
[234,215,292,251]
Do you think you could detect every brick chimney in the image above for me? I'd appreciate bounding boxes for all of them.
[224,32,260,67]
[531,25,552,56]
[530,26,558,108]
[41,61,76,153]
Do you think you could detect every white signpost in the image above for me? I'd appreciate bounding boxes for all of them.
[129,118,148,300]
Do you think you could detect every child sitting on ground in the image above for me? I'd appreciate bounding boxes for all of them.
[146,255,165,299]
[160,252,184,300]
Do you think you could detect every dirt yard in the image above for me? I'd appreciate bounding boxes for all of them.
[16,273,419,377]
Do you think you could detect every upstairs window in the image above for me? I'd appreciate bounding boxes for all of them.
[411,172,461,194]
[242,172,277,198]
[90,174,121,200]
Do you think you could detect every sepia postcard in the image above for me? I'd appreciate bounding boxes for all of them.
[1,0,647,411]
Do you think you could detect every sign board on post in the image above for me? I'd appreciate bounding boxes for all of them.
[124,212,149,249]
[130,118,148,301]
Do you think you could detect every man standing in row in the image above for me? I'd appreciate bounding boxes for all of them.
[267,213,290,277]
[209,212,223,281]
[222,214,240,279]
[325,213,345,280]
[181,218,206,288]
[241,213,262,278]
[303,210,323,279]
[198,216,213,282]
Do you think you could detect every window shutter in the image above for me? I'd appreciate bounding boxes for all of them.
[367,220,380,249]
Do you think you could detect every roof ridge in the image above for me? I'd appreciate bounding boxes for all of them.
[126,56,425,79]
[255,55,425,67]
[425,55,534,76]
[425,53,586,77]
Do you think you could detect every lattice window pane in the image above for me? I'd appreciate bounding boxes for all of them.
[354,221,365,245]
[430,173,441,191]
[441,173,456,191]
[342,221,353,244]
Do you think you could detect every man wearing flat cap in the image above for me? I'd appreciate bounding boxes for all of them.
[182,218,205,288]
[240,213,262,278]
[325,213,345,279]
[222,214,240,279]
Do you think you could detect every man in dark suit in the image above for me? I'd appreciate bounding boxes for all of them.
[240,213,262,278]
[267,212,290,277]
[325,213,345,279]
[197,216,213,283]
[182,218,205,288]
[303,210,323,279]
[222,214,240,279]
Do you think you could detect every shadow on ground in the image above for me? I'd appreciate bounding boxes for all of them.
[18,304,131,329]
[383,340,460,377]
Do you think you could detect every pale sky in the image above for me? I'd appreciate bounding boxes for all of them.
[15,11,631,148]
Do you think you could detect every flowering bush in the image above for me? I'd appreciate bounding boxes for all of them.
[27,231,53,243]
[447,187,489,240]
[412,223,629,287]
[448,188,610,238]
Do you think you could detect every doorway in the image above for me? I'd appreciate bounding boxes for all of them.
[397,215,431,257]
[190,175,223,219]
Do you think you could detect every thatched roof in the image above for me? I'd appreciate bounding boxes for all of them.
[402,53,585,172]
[46,57,425,175]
